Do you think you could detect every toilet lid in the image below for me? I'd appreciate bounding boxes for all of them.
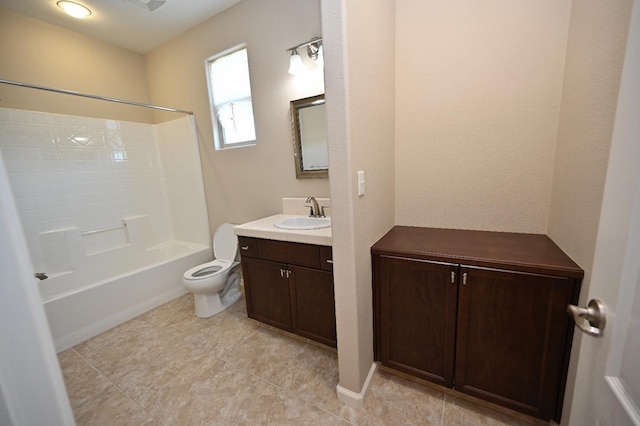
[213,223,238,261]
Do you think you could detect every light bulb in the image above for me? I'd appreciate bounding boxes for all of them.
[57,1,92,19]
[288,50,303,75]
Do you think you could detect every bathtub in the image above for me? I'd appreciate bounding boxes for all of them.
[42,241,211,352]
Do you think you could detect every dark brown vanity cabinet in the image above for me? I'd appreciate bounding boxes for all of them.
[238,236,336,347]
[372,227,583,422]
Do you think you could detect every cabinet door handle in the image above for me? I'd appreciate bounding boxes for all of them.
[451,271,456,284]
[327,259,334,264]
[279,269,292,278]
[462,272,467,285]
[241,245,249,250]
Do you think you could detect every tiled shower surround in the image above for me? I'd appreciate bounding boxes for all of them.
[0,108,209,294]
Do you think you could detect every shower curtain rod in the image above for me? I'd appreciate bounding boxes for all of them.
[0,79,193,115]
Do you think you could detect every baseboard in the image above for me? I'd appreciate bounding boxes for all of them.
[336,362,378,409]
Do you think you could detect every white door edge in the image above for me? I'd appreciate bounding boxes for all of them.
[605,376,640,426]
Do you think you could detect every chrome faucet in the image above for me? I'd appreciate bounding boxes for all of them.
[306,196,320,217]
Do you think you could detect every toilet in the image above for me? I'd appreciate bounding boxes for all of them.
[183,223,242,318]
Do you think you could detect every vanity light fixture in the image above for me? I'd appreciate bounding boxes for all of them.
[57,1,92,19]
[288,49,303,75]
[286,37,323,75]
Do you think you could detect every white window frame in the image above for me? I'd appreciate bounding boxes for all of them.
[205,44,257,150]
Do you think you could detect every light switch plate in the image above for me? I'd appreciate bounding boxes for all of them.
[357,171,365,196]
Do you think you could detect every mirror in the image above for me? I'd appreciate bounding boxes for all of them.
[291,94,328,178]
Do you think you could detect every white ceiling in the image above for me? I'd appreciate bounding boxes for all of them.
[0,0,243,53]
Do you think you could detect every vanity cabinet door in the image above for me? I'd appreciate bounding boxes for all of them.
[241,257,292,331]
[455,266,575,421]
[289,265,336,347]
[374,255,458,387]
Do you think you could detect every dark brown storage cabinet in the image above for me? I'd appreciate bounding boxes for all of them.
[238,236,336,347]
[372,227,583,422]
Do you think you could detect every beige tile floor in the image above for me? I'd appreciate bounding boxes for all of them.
[58,293,540,425]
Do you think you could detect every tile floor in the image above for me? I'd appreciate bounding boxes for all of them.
[59,293,540,425]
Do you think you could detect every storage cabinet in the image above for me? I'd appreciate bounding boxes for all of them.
[372,227,583,422]
[239,236,336,347]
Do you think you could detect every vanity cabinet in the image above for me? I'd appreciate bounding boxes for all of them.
[238,236,336,347]
[372,227,583,422]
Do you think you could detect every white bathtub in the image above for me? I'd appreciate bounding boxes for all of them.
[42,241,211,352]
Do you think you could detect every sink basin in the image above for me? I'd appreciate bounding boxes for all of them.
[274,216,331,230]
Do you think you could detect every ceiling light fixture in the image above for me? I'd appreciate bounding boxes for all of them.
[57,1,92,19]
[286,37,323,75]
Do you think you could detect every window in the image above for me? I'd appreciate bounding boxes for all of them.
[205,45,256,149]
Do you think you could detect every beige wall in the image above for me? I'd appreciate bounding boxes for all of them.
[548,0,633,290]
[395,0,571,233]
[322,0,396,396]
[547,0,633,424]
[145,0,329,231]
[0,8,153,123]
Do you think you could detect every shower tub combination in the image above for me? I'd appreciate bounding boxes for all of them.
[42,239,209,352]
[0,105,212,352]
[39,217,211,352]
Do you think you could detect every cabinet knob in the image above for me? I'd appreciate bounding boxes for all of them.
[241,245,249,250]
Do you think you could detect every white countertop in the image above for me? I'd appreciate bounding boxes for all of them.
[234,214,332,246]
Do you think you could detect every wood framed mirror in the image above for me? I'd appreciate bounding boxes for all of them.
[291,94,328,179]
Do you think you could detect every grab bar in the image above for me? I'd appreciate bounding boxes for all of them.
[81,223,127,236]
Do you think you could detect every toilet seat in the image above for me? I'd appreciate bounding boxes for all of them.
[183,259,234,281]
[183,223,239,281]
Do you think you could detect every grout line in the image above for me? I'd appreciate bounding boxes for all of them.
[229,331,351,424]
[69,348,159,422]
[441,391,447,426]
[62,295,524,425]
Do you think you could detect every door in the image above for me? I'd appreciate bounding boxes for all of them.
[289,264,337,347]
[568,3,640,424]
[374,255,457,387]
[242,257,293,331]
[456,266,576,421]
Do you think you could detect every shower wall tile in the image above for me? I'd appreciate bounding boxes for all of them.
[0,107,178,273]
[155,116,210,247]
[0,108,11,122]
[9,109,31,124]
[39,227,82,273]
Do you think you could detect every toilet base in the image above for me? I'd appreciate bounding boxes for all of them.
[193,288,241,318]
